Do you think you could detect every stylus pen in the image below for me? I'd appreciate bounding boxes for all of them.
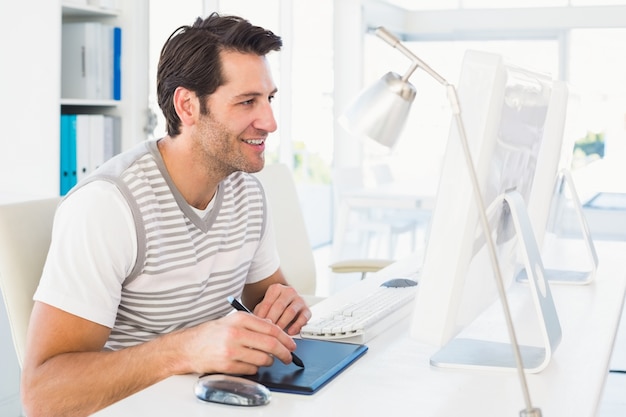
[227,296,305,368]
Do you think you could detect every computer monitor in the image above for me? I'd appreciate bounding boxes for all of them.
[527,87,599,285]
[409,50,567,373]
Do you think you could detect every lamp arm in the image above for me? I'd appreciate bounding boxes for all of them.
[375,27,447,85]
[446,84,542,417]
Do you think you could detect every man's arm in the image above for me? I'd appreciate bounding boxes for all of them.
[21,301,298,417]
[243,268,312,335]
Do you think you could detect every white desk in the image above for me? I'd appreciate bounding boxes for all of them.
[93,240,626,417]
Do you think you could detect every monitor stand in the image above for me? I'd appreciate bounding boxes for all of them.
[431,191,562,374]
[517,168,598,285]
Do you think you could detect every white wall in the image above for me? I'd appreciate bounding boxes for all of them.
[0,1,59,412]
[0,1,60,198]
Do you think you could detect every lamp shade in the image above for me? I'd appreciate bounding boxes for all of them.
[340,71,416,148]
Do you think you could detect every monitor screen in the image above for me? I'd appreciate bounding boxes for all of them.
[409,50,567,370]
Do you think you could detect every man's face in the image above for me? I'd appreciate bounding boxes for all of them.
[193,50,278,175]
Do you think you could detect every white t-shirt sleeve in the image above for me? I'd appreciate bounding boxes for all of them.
[246,196,280,284]
[33,181,137,328]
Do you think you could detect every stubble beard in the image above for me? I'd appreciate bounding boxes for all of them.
[195,114,265,178]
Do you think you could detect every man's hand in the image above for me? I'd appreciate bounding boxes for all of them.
[181,310,298,375]
[252,283,312,335]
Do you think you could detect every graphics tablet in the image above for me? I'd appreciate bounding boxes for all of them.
[243,338,368,395]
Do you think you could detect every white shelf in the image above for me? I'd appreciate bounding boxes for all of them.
[60,98,120,107]
[61,3,119,17]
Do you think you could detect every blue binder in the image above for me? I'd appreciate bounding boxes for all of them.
[60,114,77,195]
[113,27,122,100]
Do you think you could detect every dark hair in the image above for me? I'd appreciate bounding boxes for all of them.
[157,13,282,136]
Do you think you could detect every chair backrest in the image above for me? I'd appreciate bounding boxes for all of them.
[254,164,316,296]
[0,197,60,367]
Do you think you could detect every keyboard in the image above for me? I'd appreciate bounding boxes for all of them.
[300,281,418,344]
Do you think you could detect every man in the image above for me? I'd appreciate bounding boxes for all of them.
[21,13,311,417]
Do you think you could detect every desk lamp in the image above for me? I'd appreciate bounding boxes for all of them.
[339,26,542,417]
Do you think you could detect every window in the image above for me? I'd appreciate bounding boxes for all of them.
[568,29,626,168]
[362,36,559,186]
[358,4,626,208]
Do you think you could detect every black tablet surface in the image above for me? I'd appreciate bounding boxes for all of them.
[243,338,368,395]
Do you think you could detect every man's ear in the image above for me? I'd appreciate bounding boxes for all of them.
[172,87,198,126]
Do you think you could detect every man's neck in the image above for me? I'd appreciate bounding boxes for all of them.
[156,136,220,210]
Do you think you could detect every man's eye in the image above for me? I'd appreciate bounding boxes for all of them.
[241,99,254,105]
[268,95,275,103]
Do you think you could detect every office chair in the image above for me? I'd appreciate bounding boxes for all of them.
[254,164,392,304]
[0,197,60,367]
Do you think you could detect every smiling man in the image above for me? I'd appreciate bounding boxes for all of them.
[21,13,311,417]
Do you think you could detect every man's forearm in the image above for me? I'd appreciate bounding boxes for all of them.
[21,331,185,417]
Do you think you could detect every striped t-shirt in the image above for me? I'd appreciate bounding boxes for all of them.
[35,140,279,350]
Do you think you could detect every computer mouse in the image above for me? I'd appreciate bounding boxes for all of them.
[380,278,418,288]
[194,374,271,406]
